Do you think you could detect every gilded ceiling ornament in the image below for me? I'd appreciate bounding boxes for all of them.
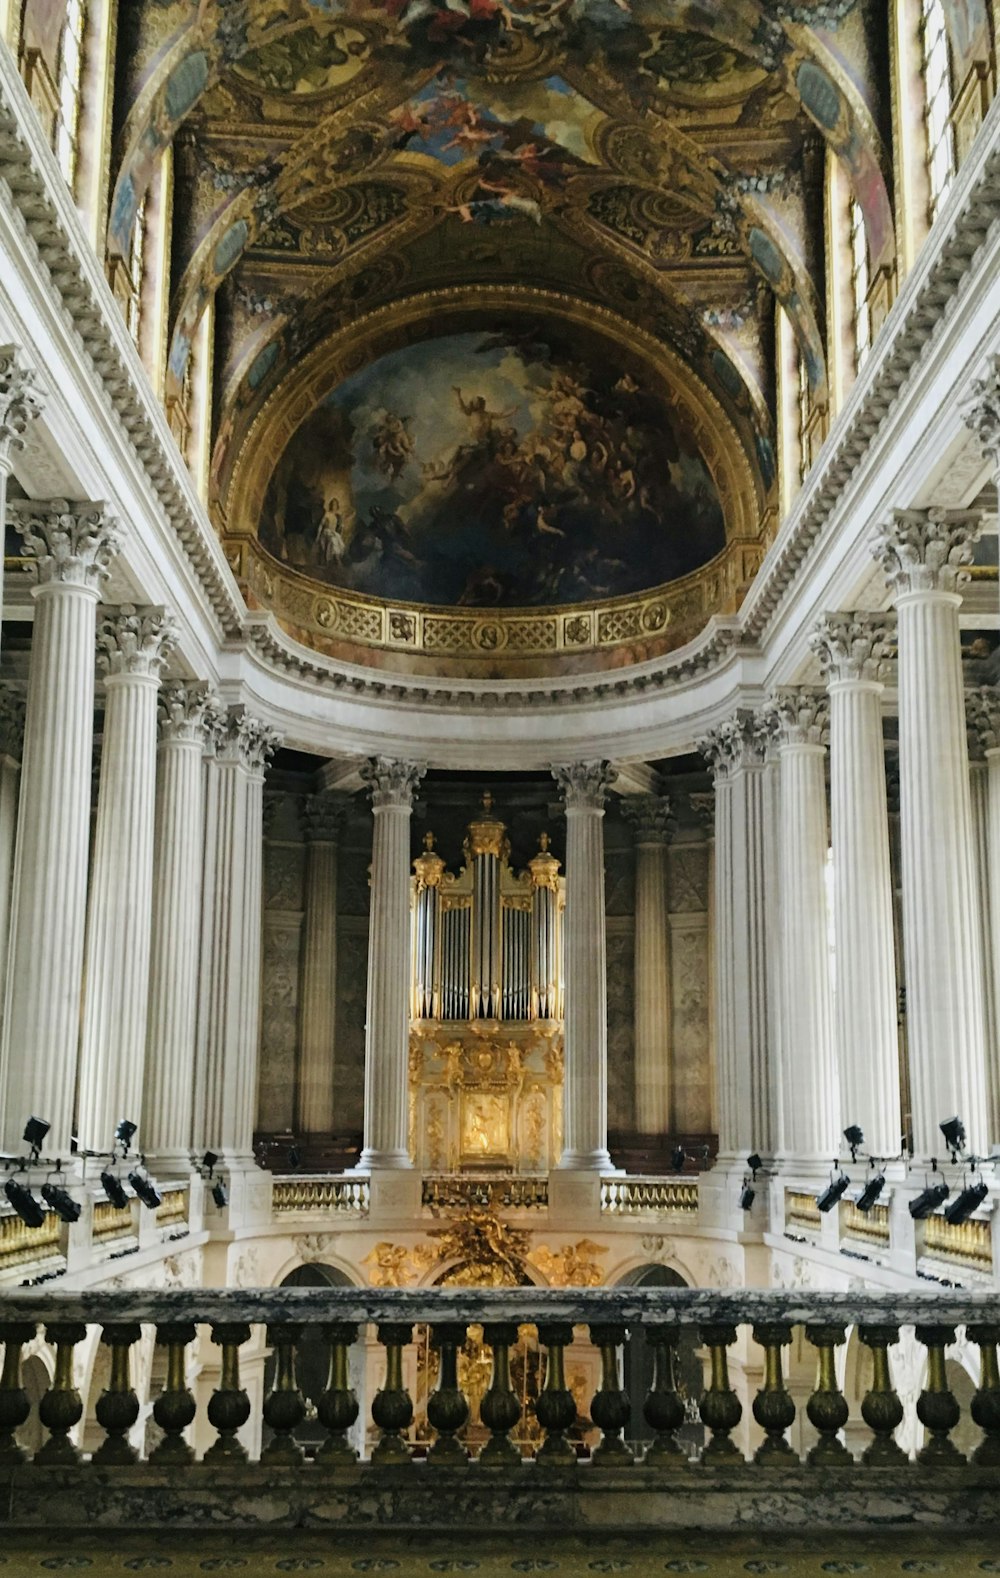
[526,1239,608,1288]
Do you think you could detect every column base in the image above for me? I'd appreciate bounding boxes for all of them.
[355,1148,412,1171]
[557,1148,614,1171]
[140,1149,197,1180]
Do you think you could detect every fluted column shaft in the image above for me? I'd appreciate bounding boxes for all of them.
[297,794,347,1136]
[0,689,25,1036]
[359,759,424,1169]
[966,689,1000,1143]
[142,684,216,1162]
[873,510,987,1155]
[553,762,615,1170]
[623,795,674,1135]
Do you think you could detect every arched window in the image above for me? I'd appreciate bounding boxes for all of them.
[921,0,955,218]
[849,198,871,371]
[55,0,86,186]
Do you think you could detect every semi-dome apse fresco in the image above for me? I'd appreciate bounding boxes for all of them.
[258,324,726,609]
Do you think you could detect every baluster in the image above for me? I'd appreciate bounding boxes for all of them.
[858,1326,905,1465]
[698,1324,742,1463]
[150,1322,197,1464]
[535,1323,578,1468]
[589,1323,633,1467]
[93,1324,141,1465]
[36,1322,86,1465]
[805,1325,852,1465]
[915,1324,964,1464]
[480,1322,522,1467]
[427,1323,470,1465]
[205,1322,252,1462]
[751,1324,797,1466]
[0,1322,37,1464]
[317,1322,360,1465]
[371,1323,413,1465]
[968,1323,1000,1466]
[262,1324,306,1465]
[642,1326,686,1467]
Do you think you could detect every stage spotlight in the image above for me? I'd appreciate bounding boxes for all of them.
[22,1116,49,1160]
[739,1180,755,1211]
[211,1179,228,1209]
[817,1172,850,1213]
[670,1145,686,1173]
[940,1116,966,1160]
[128,1170,162,1210]
[843,1125,865,1161]
[909,1180,950,1219]
[40,1182,81,1224]
[4,1176,44,1228]
[101,1171,129,1209]
[944,1177,988,1226]
[114,1119,138,1154]
[202,1151,219,1175]
[747,1153,762,1176]
[855,1172,886,1213]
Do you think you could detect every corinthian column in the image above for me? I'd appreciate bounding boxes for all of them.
[871,509,987,1155]
[297,791,349,1137]
[552,760,615,1170]
[358,758,425,1170]
[0,347,44,639]
[622,793,675,1136]
[0,501,122,1156]
[769,690,837,1159]
[142,682,219,1166]
[966,688,1000,1144]
[194,706,281,1160]
[0,687,25,1030]
[811,614,901,1157]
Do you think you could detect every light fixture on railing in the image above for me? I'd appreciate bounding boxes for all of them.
[100,1170,129,1209]
[843,1124,865,1162]
[909,1163,950,1219]
[739,1178,755,1211]
[4,1174,45,1228]
[939,1116,967,1162]
[211,1179,228,1209]
[40,1178,81,1225]
[128,1163,162,1211]
[855,1169,886,1213]
[114,1119,138,1155]
[22,1115,50,1163]
[816,1168,849,1213]
[943,1175,988,1226]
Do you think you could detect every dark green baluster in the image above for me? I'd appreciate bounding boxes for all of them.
[35,1323,86,1466]
[317,1322,360,1465]
[93,1324,141,1464]
[589,1323,632,1467]
[969,1323,1000,1466]
[479,1322,522,1468]
[535,1323,577,1468]
[0,1322,36,1465]
[150,1322,196,1465]
[427,1323,470,1465]
[916,1325,964,1464]
[205,1322,251,1462]
[642,1325,686,1468]
[805,1325,852,1465]
[698,1324,742,1464]
[262,1324,306,1465]
[752,1324,797,1466]
[371,1323,413,1466]
[858,1326,905,1465]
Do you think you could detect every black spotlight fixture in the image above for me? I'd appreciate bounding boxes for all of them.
[746,1153,762,1177]
[128,1170,162,1210]
[909,1180,950,1219]
[855,1172,886,1213]
[939,1116,967,1161]
[22,1116,50,1161]
[114,1119,138,1155]
[4,1176,45,1228]
[202,1151,219,1175]
[101,1170,129,1209]
[670,1145,686,1174]
[944,1177,989,1226]
[817,1171,850,1213]
[843,1125,865,1162]
[211,1179,228,1209]
[40,1182,81,1224]
[739,1179,755,1211]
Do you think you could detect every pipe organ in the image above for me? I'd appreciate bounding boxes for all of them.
[409,796,565,1174]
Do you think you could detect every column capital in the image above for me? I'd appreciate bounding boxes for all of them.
[688,790,715,831]
[870,508,981,596]
[621,792,676,844]
[767,688,829,747]
[10,499,123,591]
[218,705,282,776]
[966,687,1000,756]
[0,344,45,468]
[959,353,1000,468]
[361,756,425,809]
[552,760,615,810]
[810,611,896,682]
[303,791,350,843]
[157,680,218,745]
[0,684,26,760]
[697,708,769,779]
[98,604,178,679]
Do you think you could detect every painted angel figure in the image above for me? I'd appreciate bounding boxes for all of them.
[370,409,415,479]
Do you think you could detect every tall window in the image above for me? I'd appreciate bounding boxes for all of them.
[921,0,955,218]
[849,198,871,371]
[127,195,147,343]
[55,0,86,186]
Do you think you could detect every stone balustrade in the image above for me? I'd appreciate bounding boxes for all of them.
[422,1176,549,1211]
[271,1176,370,1215]
[600,1176,698,1215]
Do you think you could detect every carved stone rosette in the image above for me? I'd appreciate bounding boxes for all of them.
[10,499,123,591]
[870,509,981,597]
[361,756,425,810]
[97,605,178,678]
[551,760,615,810]
[0,344,45,468]
[810,612,895,682]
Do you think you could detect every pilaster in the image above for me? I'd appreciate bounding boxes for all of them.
[966,687,1000,1145]
[297,791,350,1137]
[621,793,676,1137]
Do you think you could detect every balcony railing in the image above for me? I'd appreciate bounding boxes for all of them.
[271,1176,370,1215]
[422,1175,549,1211]
[600,1176,698,1214]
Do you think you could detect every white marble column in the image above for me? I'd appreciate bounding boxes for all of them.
[0,501,122,1156]
[77,606,177,1152]
[811,613,901,1158]
[0,687,25,1034]
[966,688,1000,1144]
[358,758,425,1170]
[552,761,615,1171]
[297,791,348,1137]
[871,509,988,1155]
[770,689,838,1160]
[142,682,218,1166]
[0,346,44,640]
[194,706,280,1161]
[697,711,777,1159]
[622,793,675,1136]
